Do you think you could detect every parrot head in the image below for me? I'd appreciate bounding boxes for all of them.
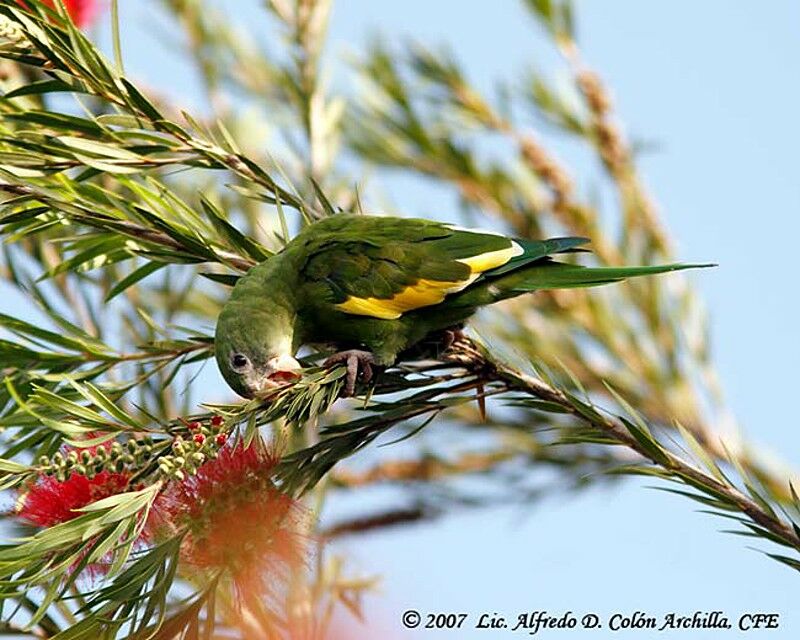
[214,302,301,398]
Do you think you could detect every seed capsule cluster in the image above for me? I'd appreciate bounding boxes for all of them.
[38,437,155,482]
[0,16,27,44]
[35,416,230,483]
[157,415,228,481]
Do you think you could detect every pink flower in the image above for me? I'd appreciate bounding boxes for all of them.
[148,443,308,598]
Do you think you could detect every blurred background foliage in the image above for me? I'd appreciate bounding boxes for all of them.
[0,0,798,637]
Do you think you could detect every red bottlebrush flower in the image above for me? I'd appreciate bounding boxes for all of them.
[148,443,307,598]
[17,469,130,528]
[215,432,227,446]
[16,0,99,28]
[15,440,140,581]
[193,433,206,445]
[16,436,133,528]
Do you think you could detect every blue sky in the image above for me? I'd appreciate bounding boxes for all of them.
[30,1,800,638]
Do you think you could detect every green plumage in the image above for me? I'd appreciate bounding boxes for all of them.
[214,215,711,397]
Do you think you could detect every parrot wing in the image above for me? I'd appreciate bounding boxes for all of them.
[297,216,586,320]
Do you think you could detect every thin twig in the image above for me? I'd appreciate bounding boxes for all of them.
[446,338,800,551]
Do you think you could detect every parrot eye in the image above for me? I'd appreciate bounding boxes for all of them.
[230,353,250,371]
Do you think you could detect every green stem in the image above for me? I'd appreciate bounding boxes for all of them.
[110,0,125,76]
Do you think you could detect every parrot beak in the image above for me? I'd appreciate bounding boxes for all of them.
[258,354,302,393]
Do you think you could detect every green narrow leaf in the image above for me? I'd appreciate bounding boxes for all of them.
[199,272,240,286]
[120,78,162,122]
[310,177,337,217]
[3,78,78,99]
[199,197,272,262]
[0,458,31,474]
[105,261,164,301]
[674,420,726,483]
[619,417,671,467]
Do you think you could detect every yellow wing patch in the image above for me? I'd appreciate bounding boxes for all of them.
[334,241,523,319]
[335,277,476,319]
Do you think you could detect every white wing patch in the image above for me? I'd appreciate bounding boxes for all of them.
[457,241,523,274]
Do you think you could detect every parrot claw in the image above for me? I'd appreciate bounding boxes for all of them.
[324,349,377,397]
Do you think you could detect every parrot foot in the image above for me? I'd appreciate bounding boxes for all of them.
[324,349,377,397]
[440,327,466,352]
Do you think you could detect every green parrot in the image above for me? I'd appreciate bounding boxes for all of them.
[215,215,709,397]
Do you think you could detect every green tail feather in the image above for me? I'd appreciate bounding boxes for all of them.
[455,260,715,307]
[502,261,715,293]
